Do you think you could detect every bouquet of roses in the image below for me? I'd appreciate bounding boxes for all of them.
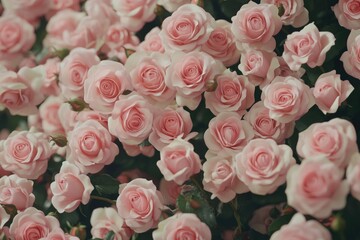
[0,0,359,239]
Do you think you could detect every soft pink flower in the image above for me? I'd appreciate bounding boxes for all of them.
[286,159,349,218]
[75,109,109,130]
[122,143,155,158]
[50,162,94,213]
[58,102,78,133]
[42,58,61,96]
[85,0,119,25]
[138,27,165,53]
[42,228,80,240]
[283,22,335,71]
[2,0,51,22]
[341,29,360,79]
[333,0,360,30]
[39,96,66,135]
[0,205,10,228]
[159,179,182,206]
[116,178,165,233]
[274,56,306,78]
[46,0,80,19]
[297,118,358,168]
[152,213,211,240]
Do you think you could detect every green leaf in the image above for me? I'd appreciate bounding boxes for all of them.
[105,231,115,240]
[220,0,249,19]
[251,186,287,206]
[90,174,119,196]
[267,213,294,235]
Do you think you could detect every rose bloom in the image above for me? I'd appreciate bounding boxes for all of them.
[312,70,354,114]
[262,76,314,123]
[75,109,109,130]
[116,178,165,233]
[108,93,154,146]
[58,101,79,133]
[66,119,119,174]
[59,47,100,99]
[286,158,349,218]
[85,0,119,25]
[346,153,360,201]
[122,143,155,158]
[46,0,80,19]
[112,0,156,32]
[0,129,53,179]
[274,56,306,79]
[204,70,255,116]
[204,112,254,156]
[157,0,191,12]
[43,228,80,240]
[0,205,10,228]
[39,96,66,135]
[231,1,282,51]
[159,179,182,206]
[41,57,61,96]
[0,174,35,211]
[333,0,360,30]
[297,118,358,168]
[153,213,211,240]
[84,60,132,114]
[283,22,335,71]
[157,138,202,185]
[270,213,331,240]
[149,106,194,151]
[261,0,309,27]
[341,29,360,79]
[203,154,248,203]
[238,49,280,88]
[138,27,165,53]
[2,0,51,22]
[50,162,94,213]
[91,207,133,240]
[165,51,225,110]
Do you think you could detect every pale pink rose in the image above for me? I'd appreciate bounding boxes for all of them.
[249,204,285,234]
[283,22,335,71]
[149,107,194,151]
[116,178,165,233]
[84,60,132,114]
[204,112,254,156]
[231,1,282,51]
[346,153,360,201]
[2,0,51,22]
[112,0,157,32]
[9,207,62,239]
[201,20,241,67]
[50,162,94,213]
[203,154,248,202]
[66,119,119,174]
[0,14,35,54]
[85,0,119,25]
[286,159,349,218]
[160,4,214,52]
[28,113,43,132]
[152,213,211,240]
[41,228,80,240]
[122,143,155,157]
[165,51,225,110]
[18,55,37,69]
[274,56,306,79]
[341,29,360,79]
[0,205,10,228]
[0,174,35,211]
[59,47,100,99]
[244,101,295,144]
[238,49,280,88]
[235,138,296,195]
[204,70,255,116]
[39,96,66,135]
[91,207,132,240]
[46,0,80,19]
[75,109,109,130]
[138,27,165,53]
[42,57,61,96]
[108,93,154,145]
[159,179,182,206]
[157,138,201,185]
[157,0,191,12]
[333,0,360,30]
[270,213,331,240]
[58,102,78,133]
[262,0,309,27]
[0,129,53,179]
[297,118,358,168]
[262,76,315,123]
[125,51,175,104]
[312,70,354,114]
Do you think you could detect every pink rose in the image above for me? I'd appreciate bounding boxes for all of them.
[160,4,214,52]
[157,138,201,185]
[116,178,165,233]
[0,174,35,211]
[149,107,194,151]
[157,0,191,12]
[270,213,331,240]
[282,22,335,71]
[231,1,282,51]
[122,143,155,157]
[286,159,349,218]
[59,47,100,99]
[112,0,157,32]
[39,96,66,135]
[46,0,80,19]
[312,70,354,114]
[138,27,165,53]
[261,0,309,27]
[235,138,296,195]
[0,205,10,228]
[41,57,61,96]
[262,76,314,123]
[42,228,80,240]
[341,29,360,79]
[108,93,154,146]
[50,162,94,213]
[346,153,360,201]
[165,51,225,110]
[75,109,109,130]
[244,101,295,144]
[159,179,182,206]
[274,56,306,79]
[85,0,119,25]
[204,112,254,156]
[84,60,132,114]
[2,0,51,22]
[203,154,248,203]
[58,102,78,133]
[152,213,211,240]
[297,118,358,168]
[204,70,255,116]
[0,129,53,179]
[333,0,360,30]
[66,119,119,174]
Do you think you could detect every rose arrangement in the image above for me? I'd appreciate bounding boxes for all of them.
[0,0,359,239]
